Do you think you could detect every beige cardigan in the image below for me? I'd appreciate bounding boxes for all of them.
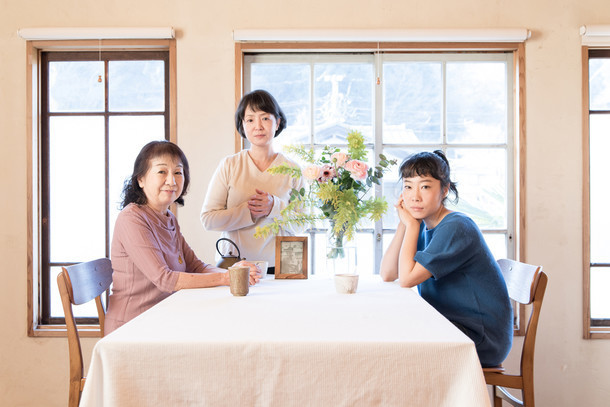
[200,150,305,264]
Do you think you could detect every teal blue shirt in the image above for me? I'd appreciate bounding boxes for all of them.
[414,212,512,367]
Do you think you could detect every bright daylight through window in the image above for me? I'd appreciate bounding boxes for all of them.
[244,52,515,276]
[39,50,170,326]
[587,49,610,333]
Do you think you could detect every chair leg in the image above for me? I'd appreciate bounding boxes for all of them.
[522,385,535,407]
[493,388,503,407]
[68,382,81,407]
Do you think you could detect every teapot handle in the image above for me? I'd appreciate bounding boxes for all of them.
[215,238,241,258]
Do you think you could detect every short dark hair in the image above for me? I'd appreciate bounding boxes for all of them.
[399,150,459,204]
[235,89,287,139]
[120,140,190,209]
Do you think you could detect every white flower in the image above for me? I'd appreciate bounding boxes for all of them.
[303,164,321,181]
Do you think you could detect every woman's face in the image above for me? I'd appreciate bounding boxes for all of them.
[401,175,447,222]
[242,105,279,148]
[138,154,184,213]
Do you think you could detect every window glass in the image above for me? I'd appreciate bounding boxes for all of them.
[589,58,610,110]
[353,232,375,276]
[590,115,610,263]
[445,148,507,230]
[109,60,165,112]
[250,63,311,146]
[49,61,105,112]
[49,116,106,262]
[586,51,610,331]
[482,233,507,260]
[446,62,507,144]
[591,267,610,318]
[313,63,374,144]
[42,50,170,323]
[383,62,442,144]
[246,52,515,274]
[108,116,166,238]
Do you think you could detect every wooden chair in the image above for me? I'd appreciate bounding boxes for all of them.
[57,258,113,407]
[483,258,548,407]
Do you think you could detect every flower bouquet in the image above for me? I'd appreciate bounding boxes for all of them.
[254,130,397,265]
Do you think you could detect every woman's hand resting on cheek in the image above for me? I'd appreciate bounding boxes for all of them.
[396,196,422,229]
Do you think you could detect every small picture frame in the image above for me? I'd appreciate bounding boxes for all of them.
[275,236,308,279]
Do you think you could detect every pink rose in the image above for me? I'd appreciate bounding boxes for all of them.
[317,164,336,183]
[344,160,369,181]
[303,164,321,181]
[331,152,348,167]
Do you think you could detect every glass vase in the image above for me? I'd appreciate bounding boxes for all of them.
[325,223,358,282]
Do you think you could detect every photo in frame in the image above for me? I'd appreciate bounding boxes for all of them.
[275,236,308,279]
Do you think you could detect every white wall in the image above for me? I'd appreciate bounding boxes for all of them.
[1,0,609,405]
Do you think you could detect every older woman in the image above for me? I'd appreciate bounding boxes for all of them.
[105,140,259,335]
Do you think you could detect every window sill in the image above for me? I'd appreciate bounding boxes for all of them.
[29,324,102,338]
[587,327,610,339]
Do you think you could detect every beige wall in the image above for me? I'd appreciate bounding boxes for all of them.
[1,0,609,405]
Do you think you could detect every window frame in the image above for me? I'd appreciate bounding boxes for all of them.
[235,40,528,335]
[243,51,515,272]
[582,46,610,339]
[27,39,177,337]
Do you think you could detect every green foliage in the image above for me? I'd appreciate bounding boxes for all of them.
[266,163,302,178]
[347,129,368,161]
[282,144,316,164]
[255,130,397,242]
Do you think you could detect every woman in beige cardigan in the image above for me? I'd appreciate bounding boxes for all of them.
[201,90,305,274]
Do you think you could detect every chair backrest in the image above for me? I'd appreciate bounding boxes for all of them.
[57,257,113,407]
[497,258,548,378]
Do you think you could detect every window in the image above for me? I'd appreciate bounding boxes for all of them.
[584,48,610,338]
[238,42,524,279]
[27,40,176,335]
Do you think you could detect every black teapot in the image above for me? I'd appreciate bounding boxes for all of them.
[215,238,244,269]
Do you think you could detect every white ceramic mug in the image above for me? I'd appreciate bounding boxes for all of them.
[334,274,359,294]
[251,260,269,279]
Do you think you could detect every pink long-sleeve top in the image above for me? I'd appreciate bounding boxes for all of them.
[105,203,213,335]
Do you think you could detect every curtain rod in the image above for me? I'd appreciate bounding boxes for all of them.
[17,27,175,40]
[233,28,531,43]
[581,25,610,46]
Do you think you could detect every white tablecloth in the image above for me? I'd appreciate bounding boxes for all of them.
[80,277,490,407]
